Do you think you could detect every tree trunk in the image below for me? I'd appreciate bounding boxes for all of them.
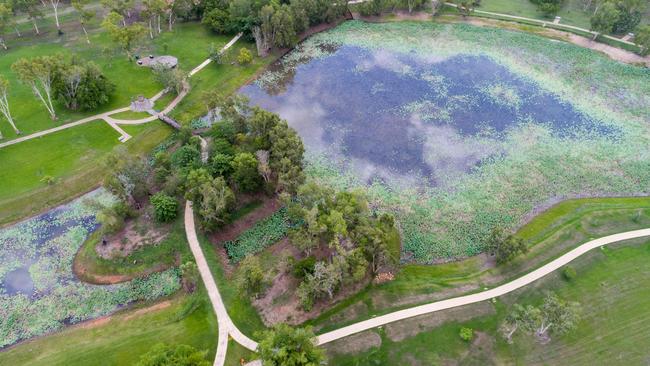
[33,20,40,34]
[14,27,21,37]
[149,18,154,39]
[81,23,90,44]
[157,14,161,33]
[0,38,6,50]
[168,12,173,31]
[52,1,61,32]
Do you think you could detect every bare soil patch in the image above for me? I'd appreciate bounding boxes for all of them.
[96,211,171,259]
[384,302,495,342]
[251,240,371,326]
[324,330,382,356]
[123,300,172,320]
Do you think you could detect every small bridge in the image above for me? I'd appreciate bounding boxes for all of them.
[158,114,182,130]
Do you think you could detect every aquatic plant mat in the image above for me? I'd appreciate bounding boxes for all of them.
[240,21,650,262]
[0,189,180,347]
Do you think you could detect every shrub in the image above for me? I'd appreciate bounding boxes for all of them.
[211,121,237,143]
[136,343,210,366]
[562,265,577,281]
[237,255,267,298]
[293,256,316,279]
[237,47,253,65]
[151,193,178,222]
[459,327,474,341]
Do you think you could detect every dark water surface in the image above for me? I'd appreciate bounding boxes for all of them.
[241,45,613,186]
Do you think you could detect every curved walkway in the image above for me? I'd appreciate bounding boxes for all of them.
[183,199,650,365]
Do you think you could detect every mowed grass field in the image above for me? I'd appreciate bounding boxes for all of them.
[0,293,219,366]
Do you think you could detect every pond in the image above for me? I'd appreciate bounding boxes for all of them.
[0,189,181,348]
[241,44,616,187]
[236,21,650,262]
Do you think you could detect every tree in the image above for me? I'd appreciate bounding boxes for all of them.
[232,152,262,192]
[455,0,473,17]
[202,7,230,33]
[269,120,304,194]
[151,192,178,222]
[72,0,95,43]
[209,153,234,177]
[102,12,145,59]
[636,25,650,56]
[184,168,212,202]
[55,61,115,111]
[142,0,166,38]
[136,343,210,366]
[197,176,235,229]
[256,150,272,183]
[153,64,185,94]
[530,0,563,16]
[104,148,151,206]
[171,144,201,169]
[271,4,297,48]
[256,324,326,366]
[485,227,528,264]
[101,0,134,25]
[47,0,63,34]
[0,3,11,50]
[0,75,19,137]
[611,0,645,34]
[237,255,267,298]
[12,55,62,120]
[180,261,199,293]
[590,1,620,34]
[14,0,43,35]
[237,47,253,64]
[501,293,581,343]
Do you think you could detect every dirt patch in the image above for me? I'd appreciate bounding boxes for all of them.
[325,330,382,356]
[251,239,371,326]
[77,316,112,330]
[315,301,369,333]
[96,211,171,259]
[123,300,172,320]
[385,302,495,342]
[459,331,496,365]
[372,283,481,311]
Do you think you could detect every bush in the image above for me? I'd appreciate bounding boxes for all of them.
[562,265,577,281]
[293,256,316,279]
[459,327,474,341]
[151,193,178,222]
[237,47,253,65]
[136,343,210,366]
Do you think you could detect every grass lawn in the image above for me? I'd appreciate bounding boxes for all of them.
[0,293,219,366]
[0,122,173,226]
[107,110,152,120]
